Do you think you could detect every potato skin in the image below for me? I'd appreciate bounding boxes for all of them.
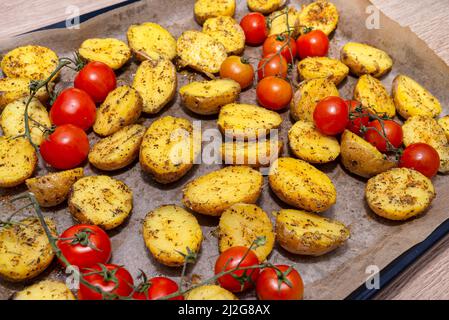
[26,168,84,207]
[299,1,339,36]
[247,0,285,14]
[268,7,301,38]
[0,78,50,110]
[297,57,349,85]
[186,285,238,300]
[203,16,245,55]
[194,0,236,25]
[13,280,75,300]
[354,74,396,118]
[438,116,449,140]
[341,42,392,78]
[221,138,283,167]
[79,38,131,70]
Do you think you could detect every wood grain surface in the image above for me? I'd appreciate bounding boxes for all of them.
[1,0,449,300]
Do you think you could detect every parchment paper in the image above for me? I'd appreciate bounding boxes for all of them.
[1,0,449,300]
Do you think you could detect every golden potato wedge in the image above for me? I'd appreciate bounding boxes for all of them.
[1,97,51,146]
[366,168,435,221]
[299,1,339,36]
[25,168,84,207]
[194,0,236,25]
[217,103,283,139]
[0,217,56,282]
[182,166,263,216]
[297,57,349,85]
[176,30,227,75]
[341,42,393,78]
[340,130,395,178]
[0,137,37,188]
[89,124,145,171]
[288,120,340,164]
[221,138,283,167]
[275,209,350,256]
[269,157,336,212]
[180,79,240,115]
[1,45,58,80]
[127,22,177,61]
[290,78,339,122]
[68,176,133,230]
[79,38,131,70]
[354,74,395,118]
[438,116,449,140]
[142,205,202,267]
[392,74,442,119]
[140,116,199,184]
[0,77,51,110]
[132,56,176,114]
[268,7,301,38]
[247,0,285,14]
[203,16,245,55]
[186,285,238,300]
[14,280,75,300]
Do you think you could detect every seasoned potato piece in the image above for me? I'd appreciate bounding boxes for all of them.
[354,75,395,118]
[290,78,339,122]
[132,56,176,114]
[268,7,301,38]
[127,22,177,61]
[438,116,449,140]
[275,209,350,256]
[288,120,340,164]
[392,74,442,119]
[340,130,395,178]
[0,137,37,188]
[194,0,236,25]
[79,38,131,70]
[182,166,263,216]
[366,168,435,221]
[203,16,245,55]
[297,57,349,85]
[0,218,56,282]
[26,168,84,207]
[186,285,238,300]
[89,125,145,171]
[299,1,339,36]
[247,0,285,14]
[1,45,58,80]
[269,157,336,212]
[142,205,202,267]
[0,77,50,110]
[221,138,283,167]
[180,79,240,115]
[14,280,75,300]
[1,97,51,146]
[140,116,199,184]
[218,103,283,139]
[219,203,275,261]
[177,31,227,75]
[341,42,393,78]
[68,176,133,230]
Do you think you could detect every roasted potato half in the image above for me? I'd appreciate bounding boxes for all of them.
[203,16,245,55]
[0,218,56,282]
[143,205,203,267]
[186,285,238,300]
[68,176,133,230]
[179,79,240,115]
[354,74,396,118]
[366,168,435,221]
[182,166,263,216]
[79,38,131,70]
[297,57,349,85]
[438,116,449,140]
[0,77,51,110]
[275,209,350,256]
[247,0,285,14]
[299,1,339,36]
[269,157,336,212]
[25,168,84,207]
[194,0,236,25]
[14,280,75,300]
[268,7,301,38]
[221,138,283,167]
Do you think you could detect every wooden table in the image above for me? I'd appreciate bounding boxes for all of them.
[2,0,449,300]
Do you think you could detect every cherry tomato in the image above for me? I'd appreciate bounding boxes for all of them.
[346,100,370,135]
[296,29,329,59]
[78,264,134,300]
[57,224,111,269]
[256,265,304,300]
[364,120,403,153]
[50,88,96,131]
[257,54,288,80]
[399,143,440,178]
[40,124,89,170]
[74,61,116,103]
[263,34,297,63]
[133,277,183,300]
[313,96,349,135]
[220,56,254,89]
[240,13,268,46]
[256,76,292,111]
[214,246,260,293]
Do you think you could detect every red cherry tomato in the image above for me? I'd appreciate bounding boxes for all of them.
[313,96,349,135]
[240,13,268,46]
[364,120,403,153]
[220,56,254,89]
[74,61,116,103]
[40,124,89,170]
[214,246,260,293]
[50,88,96,131]
[399,143,440,178]
[296,30,329,59]
[57,224,111,269]
[257,53,288,80]
[133,277,183,300]
[346,100,370,135]
[263,34,297,63]
[256,265,304,300]
[256,76,292,111]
